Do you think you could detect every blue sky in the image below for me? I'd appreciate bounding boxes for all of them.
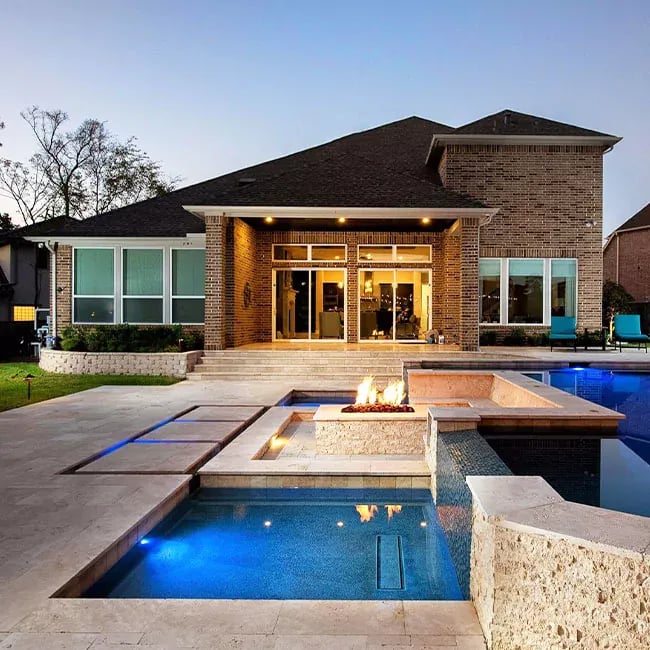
[2,0,649,234]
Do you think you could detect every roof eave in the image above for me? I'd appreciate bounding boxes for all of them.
[183,205,499,220]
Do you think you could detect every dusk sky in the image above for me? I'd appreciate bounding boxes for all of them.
[2,0,649,235]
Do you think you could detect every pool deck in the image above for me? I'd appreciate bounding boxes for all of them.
[0,377,485,649]
[2,348,650,649]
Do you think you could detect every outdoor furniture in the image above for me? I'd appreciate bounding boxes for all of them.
[550,316,577,351]
[613,314,649,352]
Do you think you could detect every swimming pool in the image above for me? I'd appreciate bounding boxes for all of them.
[85,488,463,600]
[489,369,650,517]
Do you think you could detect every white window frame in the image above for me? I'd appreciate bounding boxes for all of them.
[72,247,117,325]
[479,257,578,326]
[357,244,432,263]
[170,247,206,325]
[272,243,347,262]
[478,257,502,325]
[122,247,165,325]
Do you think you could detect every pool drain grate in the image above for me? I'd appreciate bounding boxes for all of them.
[376,534,405,590]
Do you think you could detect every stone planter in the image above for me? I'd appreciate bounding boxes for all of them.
[39,349,202,378]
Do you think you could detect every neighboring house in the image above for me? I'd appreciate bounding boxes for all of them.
[0,217,77,323]
[26,110,620,350]
[603,203,650,302]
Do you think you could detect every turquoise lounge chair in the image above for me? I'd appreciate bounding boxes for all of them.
[613,314,649,353]
[550,316,577,351]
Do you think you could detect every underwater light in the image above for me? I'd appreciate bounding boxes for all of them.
[264,520,272,527]
[420,521,427,528]
[336,521,344,528]
[139,538,151,545]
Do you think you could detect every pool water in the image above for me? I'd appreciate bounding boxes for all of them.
[85,488,463,600]
[489,369,650,518]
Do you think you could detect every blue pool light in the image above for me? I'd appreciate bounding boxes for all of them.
[139,538,151,545]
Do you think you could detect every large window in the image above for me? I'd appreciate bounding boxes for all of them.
[122,249,163,323]
[508,259,544,324]
[73,248,115,323]
[551,259,577,318]
[172,249,205,323]
[480,258,578,326]
[479,259,501,324]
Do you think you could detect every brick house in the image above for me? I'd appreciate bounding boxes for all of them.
[603,203,650,302]
[26,110,620,351]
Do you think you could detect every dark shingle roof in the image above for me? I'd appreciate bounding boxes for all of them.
[1,216,79,244]
[612,203,650,233]
[39,117,485,238]
[454,109,618,138]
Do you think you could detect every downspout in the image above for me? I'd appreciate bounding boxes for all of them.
[615,233,619,284]
[44,241,56,336]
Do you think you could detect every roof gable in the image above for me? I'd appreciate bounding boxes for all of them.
[611,203,650,234]
[454,109,618,138]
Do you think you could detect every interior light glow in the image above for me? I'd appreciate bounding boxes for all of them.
[264,216,274,223]
[421,217,431,225]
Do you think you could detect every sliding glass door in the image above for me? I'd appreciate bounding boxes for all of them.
[273,269,346,341]
[359,269,431,341]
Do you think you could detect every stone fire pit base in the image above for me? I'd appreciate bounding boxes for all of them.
[313,404,428,455]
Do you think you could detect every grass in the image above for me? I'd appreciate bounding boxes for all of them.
[0,362,181,413]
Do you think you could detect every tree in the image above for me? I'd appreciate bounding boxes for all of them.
[603,280,635,340]
[0,212,14,232]
[0,107,177,224]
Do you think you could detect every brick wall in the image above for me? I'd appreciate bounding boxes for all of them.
[603,229,650,302]
[442,143,605,328]
[229,218,260,347]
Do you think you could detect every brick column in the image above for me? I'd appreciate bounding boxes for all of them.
[459,217,480,351]
[55,244,72,336]
[204,214,227,350]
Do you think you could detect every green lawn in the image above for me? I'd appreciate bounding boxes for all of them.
[0,362,181,413]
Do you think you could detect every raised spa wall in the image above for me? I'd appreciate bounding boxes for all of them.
[467,476,650,650]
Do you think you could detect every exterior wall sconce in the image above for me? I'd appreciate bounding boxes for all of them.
[585,218,597,228]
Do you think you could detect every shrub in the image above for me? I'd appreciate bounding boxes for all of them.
[479,330,497,346]
[59,325,201,353]
[502,327,527,346]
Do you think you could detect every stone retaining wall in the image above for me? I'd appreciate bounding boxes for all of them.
[467,476,650,649]
[40,349,203,378]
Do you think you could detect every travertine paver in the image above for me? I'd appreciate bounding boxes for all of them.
[75,441,219,474]
[139,420,245,442]
[179,406,263,421]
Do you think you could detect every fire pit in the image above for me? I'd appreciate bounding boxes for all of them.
[313,377,426,455]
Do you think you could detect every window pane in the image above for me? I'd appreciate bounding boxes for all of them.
[479,260,501,323]
[396,246,431,262]
[508,259,543,323]
[172,249,205,296]
[311,246,346,261]
[172,298,205,323]
[551,259,577,318]
[75,249,114,295]
[123,249,163,296]
[74,298,114,323]
[359,246,392,261]
[13,306,35,322]
[273,245,308,261]
[123,298,163,323]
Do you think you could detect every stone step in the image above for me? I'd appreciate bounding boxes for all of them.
[195,362,403,371]
[187,373,401,382]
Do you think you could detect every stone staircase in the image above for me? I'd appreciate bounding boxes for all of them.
[187,349,425,382]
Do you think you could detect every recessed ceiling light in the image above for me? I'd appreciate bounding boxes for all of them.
[264,216,274,224]
[366,254,372,260]
[337,217,346,224]
[421,217,431,225]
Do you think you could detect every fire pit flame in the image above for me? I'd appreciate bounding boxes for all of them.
[343,376,414,413]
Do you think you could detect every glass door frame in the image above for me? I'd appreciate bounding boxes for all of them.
[357,268,432,343]
[272,267,348,342]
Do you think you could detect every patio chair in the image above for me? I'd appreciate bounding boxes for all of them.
[613,314,649,353]
[550,316,577,351]
[319,311,342,339]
